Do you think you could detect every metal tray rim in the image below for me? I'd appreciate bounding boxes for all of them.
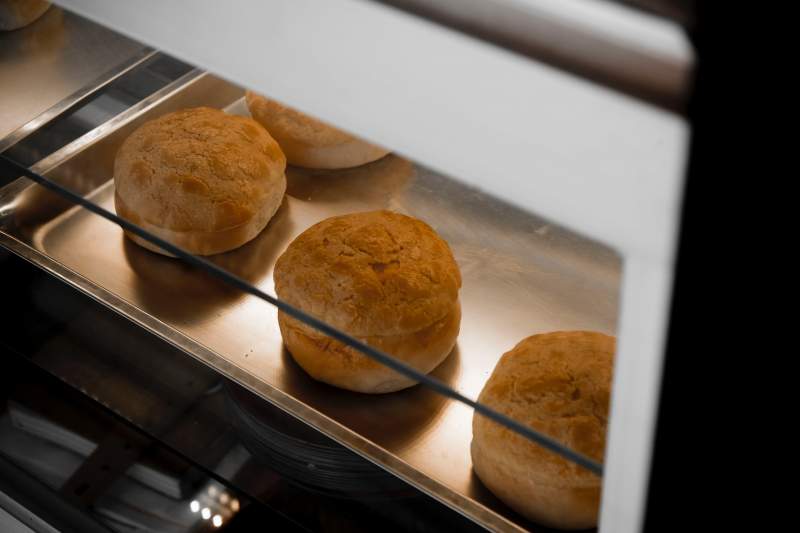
[0,47,157,154]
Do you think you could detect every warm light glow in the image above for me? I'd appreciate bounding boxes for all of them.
[220,493,230,504]
[208,485,218,496]
[201,508,211,520]
[190,500,200,513]
[230,498,240,512]
[212,515,223,528]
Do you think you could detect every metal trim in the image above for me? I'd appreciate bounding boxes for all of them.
[0,48,157,154]
[372,0,692,112]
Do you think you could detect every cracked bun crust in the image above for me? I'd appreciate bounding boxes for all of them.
[246,92,390,169]
[471,331,614,530]
[274,210,461,393]
[114,107,286,256]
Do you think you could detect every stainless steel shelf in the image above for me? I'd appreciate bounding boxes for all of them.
[0,6,148,152]
[0,72,618,533]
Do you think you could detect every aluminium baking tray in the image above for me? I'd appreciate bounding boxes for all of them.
[0,71,621,532]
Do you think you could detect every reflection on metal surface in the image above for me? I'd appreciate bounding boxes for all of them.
[0,357,254,533]
[2,52,193,172]
[225,380,416,500]
[0,75,620,532]
[0,7,146,150]
[372,0,693,111]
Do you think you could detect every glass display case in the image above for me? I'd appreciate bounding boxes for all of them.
[1,2,695,532]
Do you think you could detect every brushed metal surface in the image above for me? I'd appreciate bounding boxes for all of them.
[0,6,145,149]
[1,75,620,532]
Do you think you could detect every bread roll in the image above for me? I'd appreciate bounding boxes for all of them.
[0,0,50,31]
[471,331,614,530]
[246,92,390,169]
[114,107,286,256]
[274,210,461,393]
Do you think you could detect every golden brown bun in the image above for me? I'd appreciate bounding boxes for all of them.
[0,0,50,31]
[471,331,614,530]
[274,210,462,393]
[114,107,286,256]
[246,91,390,169]
[278,303,460,393]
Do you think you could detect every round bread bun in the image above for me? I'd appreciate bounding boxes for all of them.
[1,0,50,31]
[471,331,614,530]
[274,210,462,393]
[114,107,287,256]
[246,91,390,169]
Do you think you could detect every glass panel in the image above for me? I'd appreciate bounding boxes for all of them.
[0,250,490,532]
[0,48,625,528]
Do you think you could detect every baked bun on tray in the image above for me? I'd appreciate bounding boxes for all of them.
[472,331,614,530]
[246,91,389,169]
[114,107,286,256]
[274,210,461,393]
